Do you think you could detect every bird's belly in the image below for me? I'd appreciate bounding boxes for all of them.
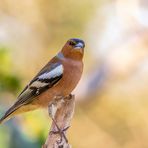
[60,69,82,94]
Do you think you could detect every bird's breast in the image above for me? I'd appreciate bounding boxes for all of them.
[60,59,83,95]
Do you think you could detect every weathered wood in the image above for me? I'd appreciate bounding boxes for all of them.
[42,95,75,148]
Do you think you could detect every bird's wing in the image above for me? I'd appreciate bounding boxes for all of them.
[0,60,64,123]
[17,61,64,106]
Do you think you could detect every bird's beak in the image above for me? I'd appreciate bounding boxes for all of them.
[74,42,85,49]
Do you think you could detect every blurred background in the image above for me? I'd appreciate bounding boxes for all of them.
[0,0,148,147]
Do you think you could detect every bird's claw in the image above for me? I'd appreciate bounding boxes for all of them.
[50,126,70,143]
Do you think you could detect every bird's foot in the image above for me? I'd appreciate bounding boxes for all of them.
[50,126,70,143]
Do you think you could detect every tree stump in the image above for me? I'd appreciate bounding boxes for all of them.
[42,95,75,148]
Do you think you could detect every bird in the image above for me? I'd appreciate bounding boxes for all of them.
[0,38,85,126]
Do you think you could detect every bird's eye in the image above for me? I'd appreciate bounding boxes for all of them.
[69,41,76,46]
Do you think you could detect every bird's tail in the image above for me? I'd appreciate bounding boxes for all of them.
[0,104,39,124]
[0,105,19,124]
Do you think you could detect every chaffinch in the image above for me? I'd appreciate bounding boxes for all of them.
[0,38,85,124]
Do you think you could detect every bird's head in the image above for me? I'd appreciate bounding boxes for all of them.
[61,38,85,60]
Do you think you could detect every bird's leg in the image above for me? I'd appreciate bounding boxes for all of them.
[50,117,69,143]
[48,101,69,143]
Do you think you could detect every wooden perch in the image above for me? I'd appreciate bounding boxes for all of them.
[42,95,75,148]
